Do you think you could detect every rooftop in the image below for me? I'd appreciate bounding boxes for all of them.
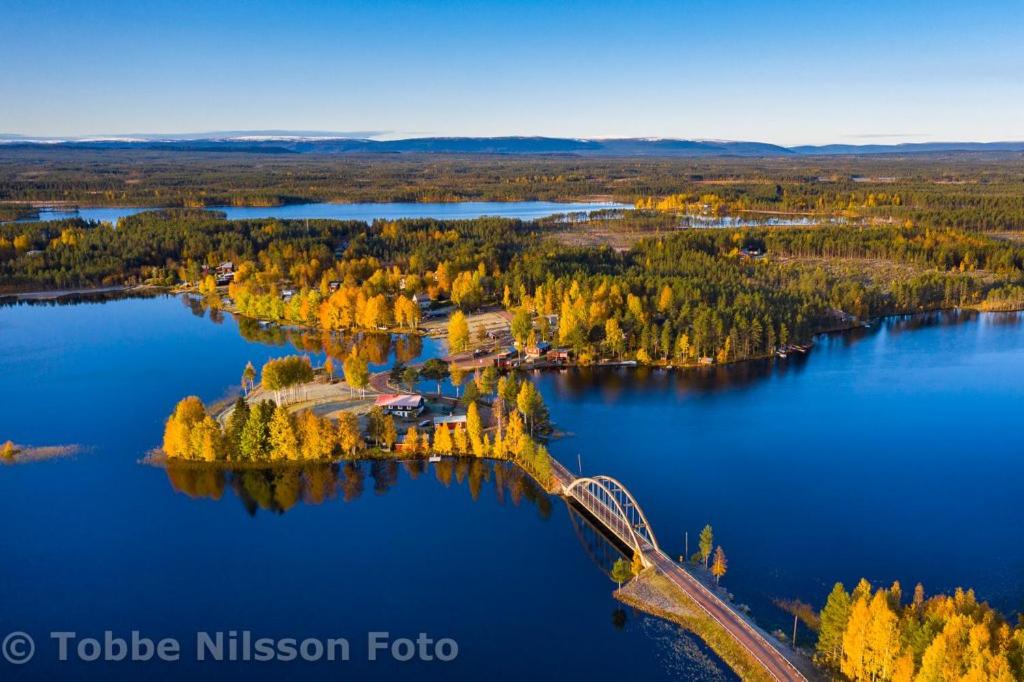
[375,394,424,409]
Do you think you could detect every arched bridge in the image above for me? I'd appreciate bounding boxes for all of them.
[548,459,807,681]
[563,475,659,566]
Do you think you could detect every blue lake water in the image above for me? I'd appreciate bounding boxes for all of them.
[536,311,1024,630]
[26,201,630,225]
[2,298,1022,680]
[0,295,728,682]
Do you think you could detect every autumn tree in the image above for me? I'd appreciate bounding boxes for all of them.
[504,410,526,459]
[511,308,532,350]
[163,396,221,460]
[261,355,314,404]
[336,412,362,457]
[342,348,370,397]
[163,396,205,458]
[711,546,727,584]
[433,424,453,455]
[466,402,486,456]
[380,413,398,450]
[452,423,469,454]
[450,364,466,398]
[297,409,335,459]
[516,380,547,435]
[242,361,256,395]
[269,404,300,460]
[611,558,633,589]
[863,590,900,681]
[448,310,470,352]
[366,406,387,445]
[403,426,420,454]
[841,592,872,680]
[604,317,625,358]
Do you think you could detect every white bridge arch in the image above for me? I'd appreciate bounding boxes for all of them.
[564,475,660,565]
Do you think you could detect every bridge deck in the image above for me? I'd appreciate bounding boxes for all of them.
[551,458,805,682]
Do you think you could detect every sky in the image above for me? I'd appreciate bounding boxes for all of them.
[2,0,1023,145]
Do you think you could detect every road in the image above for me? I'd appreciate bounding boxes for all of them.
[646,550,806,682]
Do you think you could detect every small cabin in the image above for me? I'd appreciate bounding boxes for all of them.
[433,414,468,430]
[548,348,572,364]
[525,341,552,359]
[495,349,520,369]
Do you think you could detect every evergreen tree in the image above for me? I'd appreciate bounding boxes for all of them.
[816,582,852,669]
[699,524,714,569]
[227,397,250,458]
[239,401,273,459]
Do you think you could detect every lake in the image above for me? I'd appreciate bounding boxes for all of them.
[0,295,729,682]
[536,311,1024,630]
[24,201,630,225]
[1,298,1022,680]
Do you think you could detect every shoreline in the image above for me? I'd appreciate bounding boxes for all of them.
[3,198,631,211]
[7,285,1020,370]
[0,284,165,301]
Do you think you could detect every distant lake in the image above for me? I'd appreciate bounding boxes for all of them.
[25,201,630,225]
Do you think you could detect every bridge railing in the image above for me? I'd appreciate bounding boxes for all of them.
[554,462,805,681]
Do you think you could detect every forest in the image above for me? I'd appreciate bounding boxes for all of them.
[4,203,1023,364]
[815,579,1023,681]
[4,147,1024,222]
[3,151,1024,366]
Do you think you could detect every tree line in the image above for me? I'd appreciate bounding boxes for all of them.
[815,578,1024,681]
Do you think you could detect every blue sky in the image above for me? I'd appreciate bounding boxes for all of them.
[2,0,1022,144]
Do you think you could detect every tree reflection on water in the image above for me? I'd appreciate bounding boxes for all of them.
[164,458,552,518]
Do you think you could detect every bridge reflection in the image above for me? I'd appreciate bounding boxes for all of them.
[565,500,633,579]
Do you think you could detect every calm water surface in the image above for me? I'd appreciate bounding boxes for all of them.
[0,296,727,682]
[28,201,629,225]
[2,298,1021,680]
[537,311,1024,633]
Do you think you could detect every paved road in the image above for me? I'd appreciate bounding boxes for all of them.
[646,550,806,682]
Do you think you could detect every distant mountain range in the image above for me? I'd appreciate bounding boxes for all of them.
[3,134,1024,157]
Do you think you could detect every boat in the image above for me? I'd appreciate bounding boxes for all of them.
[428,455,442,463]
